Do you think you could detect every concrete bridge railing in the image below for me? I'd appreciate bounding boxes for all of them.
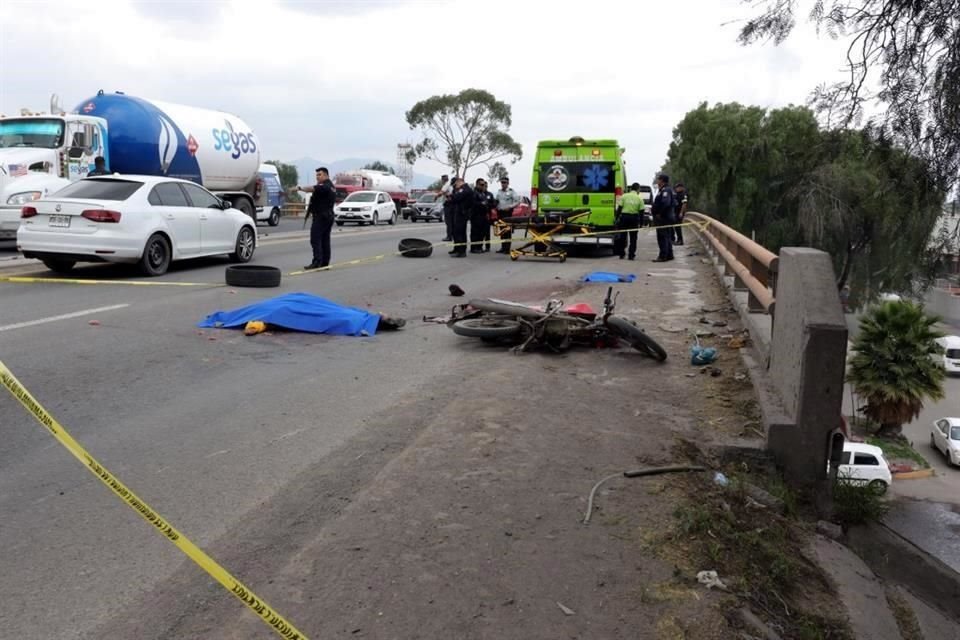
[689,212,848,494]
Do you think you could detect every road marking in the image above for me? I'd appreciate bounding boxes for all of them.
[0,304,129,333]
[0,275,216,286]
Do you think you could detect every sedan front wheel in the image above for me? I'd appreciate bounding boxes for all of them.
[230,226,256,263]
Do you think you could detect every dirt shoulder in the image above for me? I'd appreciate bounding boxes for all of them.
[89,245,850,639]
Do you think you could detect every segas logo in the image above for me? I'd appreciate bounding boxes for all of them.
[211,120,257,159]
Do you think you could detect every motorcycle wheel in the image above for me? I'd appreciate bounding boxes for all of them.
[606,316,667,362]
[451,317,524,338]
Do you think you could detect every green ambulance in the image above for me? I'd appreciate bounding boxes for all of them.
[531,136,626,243]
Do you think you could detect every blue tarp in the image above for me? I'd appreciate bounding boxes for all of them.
[198,292,381,336]
[581,272,637,283]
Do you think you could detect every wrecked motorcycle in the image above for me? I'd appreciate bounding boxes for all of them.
[447,287,667,361]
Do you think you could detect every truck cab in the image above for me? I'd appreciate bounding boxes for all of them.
[0,113,106,238]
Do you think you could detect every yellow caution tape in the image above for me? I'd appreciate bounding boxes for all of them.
[0,275,218,287]
[0,361,309,640]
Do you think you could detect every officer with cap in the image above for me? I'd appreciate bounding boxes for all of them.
[652,173,675,262]
[614,182,644,260]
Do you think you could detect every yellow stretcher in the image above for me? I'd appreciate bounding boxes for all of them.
[493,209,593,263]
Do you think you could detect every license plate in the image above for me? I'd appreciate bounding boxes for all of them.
[48,215,71,228]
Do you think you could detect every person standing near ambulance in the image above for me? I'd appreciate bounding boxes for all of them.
[652,173,676,262]
[614,182,644,260]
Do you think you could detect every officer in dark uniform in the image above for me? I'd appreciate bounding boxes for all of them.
[472,179,497,253]
[296,167,337,270]
[449,177,474,257]
[673,182,689,245]
[652,173,676,262]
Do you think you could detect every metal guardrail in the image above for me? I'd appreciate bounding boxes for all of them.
[686,211,778,315]
[281,203,306,217]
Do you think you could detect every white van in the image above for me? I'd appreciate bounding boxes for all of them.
[255,163,284,227]
[934,335,960,375]
[831,442,892,494]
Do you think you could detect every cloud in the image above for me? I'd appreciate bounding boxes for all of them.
[0,0,857,188]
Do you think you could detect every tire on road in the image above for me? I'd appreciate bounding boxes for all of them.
[398,238,433,258]
[451,317,524,339]
[225,264,281,288]
[606,315,668,361]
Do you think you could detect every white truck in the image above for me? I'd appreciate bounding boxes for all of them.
[0,91,267,239]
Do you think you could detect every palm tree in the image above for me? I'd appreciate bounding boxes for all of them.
[847,300,945,438]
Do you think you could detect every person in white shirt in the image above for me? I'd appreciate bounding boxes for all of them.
[494,176,521,254]
[439,174,453,241]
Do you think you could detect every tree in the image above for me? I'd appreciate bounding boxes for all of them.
[265,160,300,202]
[847,300,945,437]
[737,0,960,193]
[662,102,945,295]
[405,89,522,178]
[362,161,394,174]
[486,161,508,183]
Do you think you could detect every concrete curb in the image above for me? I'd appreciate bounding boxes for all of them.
[892,468,936,480]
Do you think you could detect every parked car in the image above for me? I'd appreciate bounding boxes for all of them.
[931,417,960,466]
[830,441,892,493]
[334,190,397,226]
[934,335,960,375]
[409,192,444,222]
[17,175,257,276]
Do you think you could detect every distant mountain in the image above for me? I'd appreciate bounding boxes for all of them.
[288,157,438,189]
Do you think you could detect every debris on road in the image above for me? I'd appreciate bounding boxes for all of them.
[87,320,100,326]
[581,271,637,283]
[696,570,728,590]
[556,602,575,616]
[449,284,465,297]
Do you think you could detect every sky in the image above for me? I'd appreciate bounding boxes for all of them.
[0,0,855,188]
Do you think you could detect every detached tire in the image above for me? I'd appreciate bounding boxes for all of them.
[607,315,667,361]
[399,237,433,258]
[225,265,281,288]
[451,317,524,338]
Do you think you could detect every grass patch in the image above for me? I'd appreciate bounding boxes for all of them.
[668,474,853,639]
[866,436,930,469]
[832,478,890,527]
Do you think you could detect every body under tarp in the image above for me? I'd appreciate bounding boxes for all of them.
[198,292,381,336]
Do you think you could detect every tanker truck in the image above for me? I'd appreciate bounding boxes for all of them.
[0,91,263,239]
[333,169,410,212]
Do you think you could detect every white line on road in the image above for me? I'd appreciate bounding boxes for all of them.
[0,303,129,333]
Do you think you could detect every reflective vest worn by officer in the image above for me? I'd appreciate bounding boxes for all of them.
[618,190,644,216]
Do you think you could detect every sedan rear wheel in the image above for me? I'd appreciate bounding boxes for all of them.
[140,233,171,276]
[230,226,256,263]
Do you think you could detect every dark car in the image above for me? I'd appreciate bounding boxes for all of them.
[410,192,444,222]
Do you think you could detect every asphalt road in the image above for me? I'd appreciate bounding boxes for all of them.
[0,215,593,639]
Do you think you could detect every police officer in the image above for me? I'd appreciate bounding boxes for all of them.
[494,176,520,253]
[449,177,474,257]
[88,156,109,176]
[652,173,676,262]
[614,182,644,260]
[673,181,689,246]
[295,167,337,270]
[472,179,497,253]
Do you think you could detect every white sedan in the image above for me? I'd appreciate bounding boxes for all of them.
[334,190,397,226]
[17,175,257,276]
[931,418,960,467]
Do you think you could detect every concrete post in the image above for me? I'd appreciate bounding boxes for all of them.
[766,248,848,490]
